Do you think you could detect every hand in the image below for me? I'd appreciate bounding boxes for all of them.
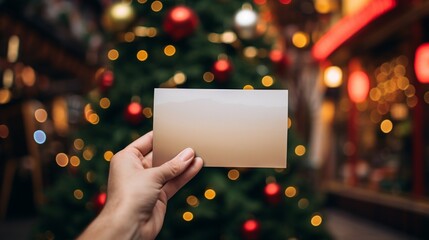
[78,131,203,240]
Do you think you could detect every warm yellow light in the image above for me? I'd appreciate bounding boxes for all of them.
[182,211,194,221]
[143,107,153,118]
[108,49,119,61]
[407,95,418,108]
[390,104,408,120]
[137,50,148,61]
[70,156,80,167]
[292,31,309,48]
[380,119,393,133]
[88,113,100,125]
[104,151,114,161]
[324,66,342,88]
[74,139,84,150]
[137,0,147,3]
[311,214,323,227]
[243,85,254,90]
[56,153,69,167]
[164,45,176,56]
[261,75,274,87]
[111,3,134,21]
[186,195,199,207]
[124,32,135,42]
[151,1,163,12]
[35,109,48,123]
[203,72,214,82]
[8,35,19,62]
[285,186,297,198]
[3,69,13,88]
[22,66,36,87]
[315,0,333,14]
[227,169,240,180]
[295,145,306,156]
[369,88,382,101]
[321,100,335,123]
[298,198,309,209]
[244,47,258,58]
[404,85,416,97]
[204,189,216,200]
[99,98,111,109]
[173,72,186,85]
[83,148,95,161]
[147,27,157,37]
[74,189,84,200]
[221,31,237,43]
[288,117,292,128]
[397,77,409,90]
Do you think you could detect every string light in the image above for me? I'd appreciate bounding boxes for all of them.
[186,195,199,207]
[292,31,309,48]
[86,171,95,183]
[298,198,309,209]
[285,186,297,198]
[83,147,95,160]
[227,169,240,180]
[203,72,214,82]
[22,66,36,87]
[137,50,148,61]
[56,153,69,167]
[74,138,84,150]
[104,151,114,161]
[7,35,19,62]
[324,66,342,88]
[0,89,12,104]
[261,75,274,87]
[164,45,176,56]
[288,118,292,128]
[182,211,194,221]
[107,49,119,61]
[151,1,163,12]
[380,119,393,133]
[73,189,84,200]
[310,214,323,227]
[204,189,216,200]
[143,107,153,118]
[294,145,306,156]
[70,156,80,167]
[34,109,48,123]
[124,32,135,42]
[243,85,254,90]
[3,69,13,88]
[99,98,111,109]
[33,130,47,144]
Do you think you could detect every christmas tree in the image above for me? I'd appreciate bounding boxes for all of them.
[37,1,331,239]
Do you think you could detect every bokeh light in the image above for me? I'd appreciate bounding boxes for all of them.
[311,214,323,227]
[295,145,306,156]
[56,153,69,167]
[182,211,194,221]
[380,119,393,133]
[228,169,240,180]
[285,186,297,198]
[35,109,48,123]
[204,189,216,200]
[33,130,46,144]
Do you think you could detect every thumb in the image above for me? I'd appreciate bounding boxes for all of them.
[154,148,195,184]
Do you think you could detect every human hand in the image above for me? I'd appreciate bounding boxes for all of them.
[78,131,203,240]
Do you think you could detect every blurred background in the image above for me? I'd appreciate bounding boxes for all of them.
[0,0,428,239]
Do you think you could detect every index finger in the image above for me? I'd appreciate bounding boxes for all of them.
[127,131,153,156]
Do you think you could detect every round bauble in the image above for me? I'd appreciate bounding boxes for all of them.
[102,2,136,32]
[234,8,258,39]
[212,59,233,83]
[124,102,143,125]
[163,6,198,40]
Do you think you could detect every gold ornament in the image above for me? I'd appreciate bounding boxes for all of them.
[102,2,136,32]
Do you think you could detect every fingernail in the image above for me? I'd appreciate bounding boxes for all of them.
[179,148,194,162]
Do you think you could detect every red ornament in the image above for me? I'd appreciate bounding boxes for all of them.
[93,192,107,212]
[264,182,281,204]
[98,70,114,91]
[163,6,198,40]
[212,59,233,83]
[415,42,429,84]
[124,102,143,125]
[242,219,260,240]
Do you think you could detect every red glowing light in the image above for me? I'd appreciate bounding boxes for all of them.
[269,49,284,63]
[214,59,230,72]
[415,43,429,84]
[128,102,142,115]
[98,192,107,206]
[243,219,258,232]
[265,182,281,196]
[312,0,396,61]
[348,71,370,103]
